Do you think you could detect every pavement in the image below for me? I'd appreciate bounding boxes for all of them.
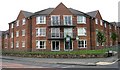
[1,54,119,66]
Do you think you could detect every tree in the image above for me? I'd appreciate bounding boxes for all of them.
[111,32,118,44]
[96,31,106,46]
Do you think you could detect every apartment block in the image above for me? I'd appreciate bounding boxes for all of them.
[2,3,120,52]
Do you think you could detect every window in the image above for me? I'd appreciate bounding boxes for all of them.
[51,41,60,51]
[36,28,46,36]
[109,24,111,29]
[22,18,26,25]
[115,26,116,30]
[51,15,60,25]
[5,34,7,39]
[110,41,112,46]
[77,16,86,24]
[22,41,25,47]
[78,40,87,48]
[16,20,19,26]
[36,40,46,49]
[22,29,25,36]
[16,31,19,37]
[77,28,87,36]
[95,19,98,24]
[63,15,72,25]
[36,16,46,24]
[100,20,102,26]
[104,23,106,28]
[11,42,13,48]
[11,32,13,38]
[11,24,13,28]
[16,41,19,48]
[51,28,60,38]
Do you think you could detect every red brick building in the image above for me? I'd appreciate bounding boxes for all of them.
[2,3,120,52]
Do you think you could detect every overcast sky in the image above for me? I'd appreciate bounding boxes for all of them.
[0,0,119,31]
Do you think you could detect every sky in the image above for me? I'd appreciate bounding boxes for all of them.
[0,0,119,31]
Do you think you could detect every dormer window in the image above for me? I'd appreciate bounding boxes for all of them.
[11,24,13,28]
[95,19,98,24]
[16,20,19,26]
[100,20,103,26]
[22,18,26,25]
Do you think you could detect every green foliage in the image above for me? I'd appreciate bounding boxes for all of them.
[96,31,106,45]
[111,32,118,41]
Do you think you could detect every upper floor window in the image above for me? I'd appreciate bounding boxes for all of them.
[36,27,46,37]
[95,19,98,24]
[77,27,87,36]
[11,24,14,28]
[16,20,19,26]
[100,20,103,26]
[22,29,25,36]
[104,23,106,28]
[11,32,13,38]
[36,16,46,24]
[77,16,86,24]
[51,15,60,25]
[115,26,116,30]
[5,34,8,39]
[16,31,19,37]
[109,24,111,29]
[63,15,72,25]
[22,18,26,25]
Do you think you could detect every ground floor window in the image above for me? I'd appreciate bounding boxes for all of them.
[78,40,87,48]
[36,40,46,49]
[11,42,13,48]
[22,41,25,47]
[16,41,19,48]
[51,41,60,51]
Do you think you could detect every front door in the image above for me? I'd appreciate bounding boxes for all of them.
[64,28,73,51]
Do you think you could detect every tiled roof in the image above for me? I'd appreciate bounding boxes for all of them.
[22,10,33,18]
[86,10,98,17]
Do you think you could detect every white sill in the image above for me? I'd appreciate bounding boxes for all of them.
[51,50,60,51]
[36,23,46,24]
[78,47,87,48]
[77,22,86,24]
[78,35,87,36]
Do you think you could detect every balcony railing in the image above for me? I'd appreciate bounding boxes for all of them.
[48,32,76,40]
[48,20,76,27]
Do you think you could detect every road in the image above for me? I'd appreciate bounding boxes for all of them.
[0,56,119,68]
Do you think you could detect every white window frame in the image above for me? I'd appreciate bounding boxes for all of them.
[16,41,19,48]
[77,16,86,24]
[51,40,60,51]
[78,40,87,48]
[95,19,98,24]
[63,15,72,25]
[16,31,19,37]
[51,15,60,25]
[115,26,116,30]
[109,24,111,29]
[11,32,13,38]
[16,20,19,26]
[22,41,25,47]
[51,28,60,38]
[100,20,103,26]
[36,27,46,37]
[64,41,73,51]
[77,27,87,36]
[11,42,13,48]
[22,29,25,36]
[11,24,13,28]
[22,18,26,25]
[36,40,46,49]
[104,23,106,28]
[36,16,46,24]
[5,34,7,39]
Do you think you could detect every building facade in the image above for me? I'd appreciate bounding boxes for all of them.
[2,3,120,52]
